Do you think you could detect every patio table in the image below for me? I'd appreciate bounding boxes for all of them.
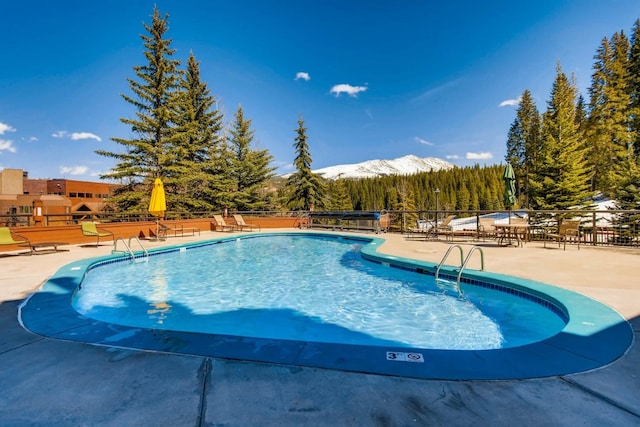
[494,224,529,247]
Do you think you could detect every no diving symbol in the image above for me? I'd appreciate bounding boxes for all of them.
[386,351,424,363]
[406,353,423,362]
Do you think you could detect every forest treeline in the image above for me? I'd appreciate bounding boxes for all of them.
[506,21,640,212]
[99,7,640,214]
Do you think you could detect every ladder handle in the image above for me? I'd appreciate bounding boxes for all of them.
[457,246,484,286]
[435,245,485,298]
[128,236,149,258]
[435,244,464,281]
[112,236,149,261]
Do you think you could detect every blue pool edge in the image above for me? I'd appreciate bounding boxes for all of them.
[18,231,634,381]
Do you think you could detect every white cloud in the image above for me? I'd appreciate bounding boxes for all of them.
[52,130,102,142]
[499,97,521,107]
[28,136,38,142]
[0,122,16,135]
[445,154,461,160]
[466,152,493,160]
[330,83,367,97]
[295,72,310,81]
[60,165,89,175]
[71,132,102,142]
[0,139,17,153]
[414,137,433,146]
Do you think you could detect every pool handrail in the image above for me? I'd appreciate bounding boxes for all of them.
[112,236,149,262]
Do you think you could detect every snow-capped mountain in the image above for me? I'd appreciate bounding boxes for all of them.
[310,154,455,180]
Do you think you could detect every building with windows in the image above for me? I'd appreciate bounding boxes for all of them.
[0,168,119,226]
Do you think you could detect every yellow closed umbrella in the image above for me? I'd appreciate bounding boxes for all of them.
[148,178,166,239]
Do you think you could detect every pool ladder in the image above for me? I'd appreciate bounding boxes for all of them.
[112,236,149,262]
[434,245,485,297]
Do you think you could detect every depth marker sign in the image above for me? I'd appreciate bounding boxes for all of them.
[386,351,424,363]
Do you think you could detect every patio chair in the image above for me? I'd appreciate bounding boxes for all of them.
[0,227,30,247]
[544,219,581,250]
[80,221,114,246]
[232,214,260,231]
[477,218,496,241]
[211,214,236,232]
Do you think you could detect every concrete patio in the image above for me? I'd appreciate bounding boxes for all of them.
[1,230,639,426]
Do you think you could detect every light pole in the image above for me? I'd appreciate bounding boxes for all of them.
[434,188,440,237]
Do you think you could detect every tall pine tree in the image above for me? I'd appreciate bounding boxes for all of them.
[285,116,325,210]
[505,89,541,207]
[586,32,632,195]
[228,105,276,211]
[171,52,224,212]
[628,19,640,159]
[97,6,182,212]
[534,64,591,210]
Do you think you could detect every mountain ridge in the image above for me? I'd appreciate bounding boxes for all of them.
[305,154,456,180]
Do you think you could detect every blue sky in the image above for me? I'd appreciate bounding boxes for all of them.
[1,1,639,181]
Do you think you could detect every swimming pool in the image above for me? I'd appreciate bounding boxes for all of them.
[73,234,565,350]
[20,232,633,380]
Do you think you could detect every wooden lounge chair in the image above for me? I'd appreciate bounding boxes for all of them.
[81,221,114,246]
[158,222,200,238]
[0,227,30,248]
[232,214,260,231]
[434,214,455,235]
[211,214,236,232]
[544,219,581,250]
[407,219,432,236]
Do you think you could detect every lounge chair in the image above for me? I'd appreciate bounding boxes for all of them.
[232,214,260,231]
[158,222,200,238]
[211,215,236,232]
[435,214,455,234]
[407,219,434,239]
[544,219,581,250]
[0,227,30,248]
[81,221,114,246]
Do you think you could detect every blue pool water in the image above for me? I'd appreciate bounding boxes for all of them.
[73,234,566,350]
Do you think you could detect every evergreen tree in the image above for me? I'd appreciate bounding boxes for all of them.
[614,160,640,240]
[505,89,541,208]
[575,94,588,128]
[456,181,470,211]
[534,64,591,210]
[208,134,237,211]
[393,178,417,229]
[628,19,640,159]
[285,116,325,210]
[171,52,224,212]
[326,178,353,211]
[97,7,182,212]
[586,32,632,195]
[228,105,276,211]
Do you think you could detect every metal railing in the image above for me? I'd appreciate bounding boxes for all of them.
[2,208,639,247]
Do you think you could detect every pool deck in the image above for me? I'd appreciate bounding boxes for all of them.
[1,230,639,425]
